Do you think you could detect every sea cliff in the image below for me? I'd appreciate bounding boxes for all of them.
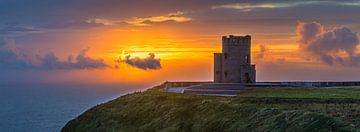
[62,83,360,132]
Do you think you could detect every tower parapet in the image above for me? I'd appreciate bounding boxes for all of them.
[222,35,251,46]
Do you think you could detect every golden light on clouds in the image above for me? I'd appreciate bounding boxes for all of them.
[86,19,120,26]
[77,18,346,84]
[86,11,191,26]
[3,1,360,85]
[125,11,191,26]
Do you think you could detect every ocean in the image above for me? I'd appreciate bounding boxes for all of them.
[0,84,145,132]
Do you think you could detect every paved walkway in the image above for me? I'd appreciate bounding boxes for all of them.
[166,83,250,96]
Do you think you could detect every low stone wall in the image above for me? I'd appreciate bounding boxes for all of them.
[164,81,360,96]
[164,81,360,88]
[260,82,360,87]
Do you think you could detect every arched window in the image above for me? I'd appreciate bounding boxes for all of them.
[245,55,249,63]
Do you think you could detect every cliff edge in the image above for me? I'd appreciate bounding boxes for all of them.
[62,84,360,132]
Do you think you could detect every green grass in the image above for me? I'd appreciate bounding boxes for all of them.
[62,84,360,132]
[238,87,360,99]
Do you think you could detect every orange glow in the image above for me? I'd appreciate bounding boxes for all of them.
[63,25,309,84]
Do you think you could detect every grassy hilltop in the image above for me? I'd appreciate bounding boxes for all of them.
[62,84,360,132]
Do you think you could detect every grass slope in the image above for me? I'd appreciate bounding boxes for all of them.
[62,84,360,132]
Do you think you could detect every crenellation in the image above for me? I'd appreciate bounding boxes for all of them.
[221,35,251,46]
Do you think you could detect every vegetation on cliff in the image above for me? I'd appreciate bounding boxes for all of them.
[62,84,360,132]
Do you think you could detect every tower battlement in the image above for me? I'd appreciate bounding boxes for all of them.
[222,35,251,45]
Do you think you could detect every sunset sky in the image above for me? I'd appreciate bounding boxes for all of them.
[1,0,360,87]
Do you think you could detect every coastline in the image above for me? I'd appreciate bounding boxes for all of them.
[62,83,360,131]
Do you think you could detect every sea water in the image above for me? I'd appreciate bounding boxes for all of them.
[0,84,144,132]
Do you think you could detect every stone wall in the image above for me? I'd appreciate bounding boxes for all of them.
[214,53,223,82]
[164,81,360,89]
[260,81,360,87]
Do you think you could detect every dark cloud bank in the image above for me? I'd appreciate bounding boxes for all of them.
[116,53,161,70]
[0,38,162,70]
[40,48,107,70]
[0,38,107,70]
[296,21,360,66]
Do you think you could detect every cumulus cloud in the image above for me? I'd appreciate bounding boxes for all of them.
[116,53,161,70]
[0,38,33,68]
[39,48,108,70]
[296,21,360,66]
[0,38,108,70]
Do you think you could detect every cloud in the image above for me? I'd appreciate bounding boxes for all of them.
[0,38,36,69]
[117,53,161,70]
[254,44,287,64]
[40,48,108,70]
[212,1,360,11]
[87,11,191,26]
[39,20,106,29]
[85,19,124,26]
[126,11,191,26]
[0,26,39,34]
[296,21,360,66]
[256,44,268,59]
[0,38,108,70]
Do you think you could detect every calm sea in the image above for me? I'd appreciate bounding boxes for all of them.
[0,84,145,132]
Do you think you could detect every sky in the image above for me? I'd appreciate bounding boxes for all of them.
[1,0,360,87]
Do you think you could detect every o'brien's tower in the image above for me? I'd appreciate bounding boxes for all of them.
[214,35,256,83]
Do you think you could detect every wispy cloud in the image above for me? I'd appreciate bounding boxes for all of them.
[85,19,122,26]
[0,26,39,34]
[125,11,191,26]
[39,20,105,29]
[212,1,360,11]
[256,45,269,60]
[87,11,191,26]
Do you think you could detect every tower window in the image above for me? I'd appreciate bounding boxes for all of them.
[224,71,228,78]
[216,71,220,75]
[224,53,228,59]
[245,55,249,63]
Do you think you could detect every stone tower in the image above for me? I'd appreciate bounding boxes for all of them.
[214,35,256,83]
